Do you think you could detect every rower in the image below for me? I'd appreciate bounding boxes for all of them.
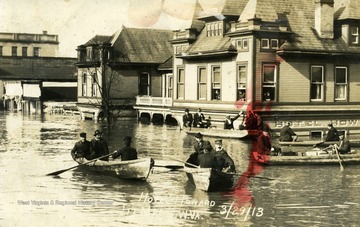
[213,140,235,173]
[71,132,91,160]
[279,122,298,142]
[186,132,213,167]
[197,141,218,169]
[333,132,351,154]
[112,136,138,161]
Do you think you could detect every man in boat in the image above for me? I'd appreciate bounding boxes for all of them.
[325,123,339,142]
[112,136,138,161]
[186,132,213,166]
[182,108,193,128]
[333,132,351,154]
[90,130,110,161]
[193,108,205,128]
[213,140,236,173]
[197,141,218,169]
[257,130,272,155]
[71,132,91,160]
[224,111,242,130]
[279,122,298,142]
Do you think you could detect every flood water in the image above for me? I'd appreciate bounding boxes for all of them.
[0,112,359,226]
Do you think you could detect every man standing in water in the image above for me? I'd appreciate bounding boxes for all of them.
[90,130,109,161]
[71,132,91,160]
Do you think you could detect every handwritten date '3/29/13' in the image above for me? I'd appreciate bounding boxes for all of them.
[220,202,264,220]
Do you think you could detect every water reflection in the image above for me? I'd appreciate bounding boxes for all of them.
[0,112,359,226]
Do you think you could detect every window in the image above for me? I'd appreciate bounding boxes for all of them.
[262,64,276,101]
[237,65,247,101]
[91,73,97,97]
[12,46,17,56]
[261,39,270,49]
[310,66,324,101]
[166,74,173,98]
[198,67,207,100]
[33,47,40,57]
[335,66,348,101]
[22,47,27,57]
[86,47,92,61]
[236,38,248,51]
[211,66,221,100]
[350,26,359,44]
[206,22,223,37]
[0,46,2,56]
[271,39,279,49]
[82,73,87,96]
[139,72,150,96]
[310,131,323,140]
[177,68,185,99]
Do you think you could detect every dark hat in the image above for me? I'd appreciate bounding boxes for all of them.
[80,132,86,138]
[327,123,333,127]
[215,139,222,145]
[339,131,345,136]
[94,130,102,136]
[195,132,203,138]
[185,108,189,112]
[123,136,132,143]
[202,141,212,151]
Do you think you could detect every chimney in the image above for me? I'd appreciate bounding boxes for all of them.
[42,30,48,35]
[315,0,334,39]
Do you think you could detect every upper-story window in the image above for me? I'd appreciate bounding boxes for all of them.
[12,46,17,56]
[206,22,223,37]
[91,73,97,97]
[261,39,279,50]
[177,68,185,99]
[262,64,277,101]
[350,26,359,44]
[139,72,150,96]
[22,47,27,57]
[86,47,93,61]
[310,65,324,101]
[237,65,247,101]
[82,73,87,96]
[211,66,221,100]
[33,47,40,57]
[334,66,348,101]
[198,67,207,100]
[236,38,248,51]
[0,46,3,56]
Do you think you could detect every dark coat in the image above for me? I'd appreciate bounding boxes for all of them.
[279,126,297,142]
[71,140,91,160]
[198,152,218,169]
[186,140,213,166]
[338,139,351,154]
[257,133,272,155]
[182,113,193,127]
[214,149,236,172]
[325,127,339,141]
[90,138,109,161]
[224,114,240,130]
[112,146,138,161]
[193,112,205,127]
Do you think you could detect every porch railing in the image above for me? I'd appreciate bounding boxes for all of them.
[135,96,172,107]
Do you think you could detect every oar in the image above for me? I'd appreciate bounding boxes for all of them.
[46,152,116,176]
[334,146,344,172]
[313,141,324,148]
[153,165,184,170]
[170,158,199,168]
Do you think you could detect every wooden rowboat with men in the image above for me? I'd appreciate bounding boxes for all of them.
[183,127,260,139]
[74,157,154,181]
[252,150,360,166]
[184,167,235,192]
[278,139,360,148]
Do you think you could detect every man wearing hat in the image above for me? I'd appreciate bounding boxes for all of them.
[193,108,205,128]
[186,132,214,166]
[333,132,351,154]
[224,111,243,130]
[325,123,339,142]
[214,140,236,173]
[90,130,109,161]
[279,122,298,142]
[182,108,193,128]
[71,132,91,160]
[197,141,218,169]
[112,136,138,161]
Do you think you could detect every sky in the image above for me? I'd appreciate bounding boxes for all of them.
[0,0,224,57]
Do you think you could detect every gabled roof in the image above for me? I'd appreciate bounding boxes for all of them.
[239,0,279,22]
[220,0,247,17]
[111,26,173,64]
[0,57,77,81]
[84,35,112,46]
[336,0,360,20]
[190,0,205,32]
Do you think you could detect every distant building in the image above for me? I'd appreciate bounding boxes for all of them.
[75,26,173,121]
[0,31,77,113]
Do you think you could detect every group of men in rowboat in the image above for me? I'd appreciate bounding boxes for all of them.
[71,130,138,161]
[279,122,351,154]
[186,132,236,173]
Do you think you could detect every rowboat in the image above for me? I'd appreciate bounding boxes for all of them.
[184,167,235,191]
[278,139,360,147]
[252,151,360,166]
[183,127,259,139]
[75,157,154,180]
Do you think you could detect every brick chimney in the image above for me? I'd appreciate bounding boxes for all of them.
[315,0,334,39]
